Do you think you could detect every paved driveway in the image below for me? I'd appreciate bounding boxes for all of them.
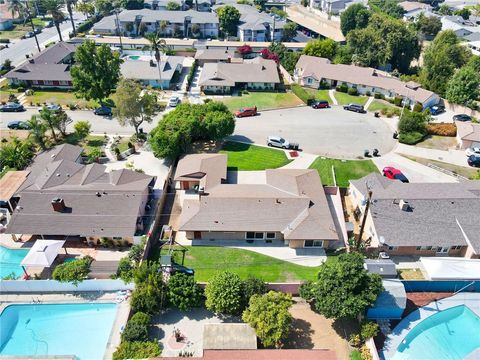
[230,106,396,159]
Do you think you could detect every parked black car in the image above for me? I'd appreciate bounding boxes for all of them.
[453,114,472,122]
[343,103,366,113]
[7,120,30,130]
[0,103,25,112]
[467,155,480,167]
[94,106,112,116]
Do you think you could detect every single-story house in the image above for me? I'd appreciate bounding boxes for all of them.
[92,9,219,38]
[455,120,480,149]
[468,40,480,56]
[144,0,185,10]
[441,15,479,41]
[120,55,184,89]
[194,49,237,66]
[294,55,440,109]
[5,144,155,244]
[349,173,480,259]
[398,1,433,20]
[198,57,280,93]
[175,154,341,249]
[364,259,397,278]
[5,42,77,88]
[367,279,406,320]
[313,0,367,16]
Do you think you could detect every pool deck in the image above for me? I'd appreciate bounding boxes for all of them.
[381,292,480,359]
[0,292,130,360]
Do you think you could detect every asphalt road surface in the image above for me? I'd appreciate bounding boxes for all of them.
[230,106,396,159]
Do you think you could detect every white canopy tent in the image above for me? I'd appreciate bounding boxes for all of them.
[421,257,480,280]
[21,240,66,268]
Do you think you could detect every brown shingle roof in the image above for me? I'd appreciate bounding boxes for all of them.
[296,55,437,104]
[174,154,227,190]
[0,171,29,201]
[195,49,236,61]
[455,120,480,142]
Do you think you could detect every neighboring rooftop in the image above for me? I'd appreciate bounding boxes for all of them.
[199,58,280,87]
[296,55,437,104]
[455,120,480,142]
[120,55,184,81]
[118,8,218,24]
[364,259,397,278]
[194,49,236,61]
[213,3,285,31]
[0,171,29,201]
[398,1,431,12]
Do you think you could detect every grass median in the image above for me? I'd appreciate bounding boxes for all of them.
[309,157,379,187]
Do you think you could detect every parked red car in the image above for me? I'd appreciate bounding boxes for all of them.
[382,167,409,183]
[311,100,329,109]
[234,106,257,117]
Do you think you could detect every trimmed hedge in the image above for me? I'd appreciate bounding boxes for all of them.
[77,14,103,33]
[186,59,198,90]
[291,84,314,105]
[426,123,457,137]
[336,83,348,93]
[412,102,423,112]
[347,87,358,96]
[121,312,151,342]
[398,131,425,145]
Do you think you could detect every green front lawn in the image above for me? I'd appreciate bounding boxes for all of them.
[221,91,303,111]
[220,141,292,171]
[150,246,322,282]
[333,92,368,106]
[26,91,98,108]
[304,88,332,102]
[309,157,379,187]
[367,100,396,112]
[64,134,107,154]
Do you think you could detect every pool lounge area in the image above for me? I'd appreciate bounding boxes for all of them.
[0,302,119,360]
[382,293,480,360]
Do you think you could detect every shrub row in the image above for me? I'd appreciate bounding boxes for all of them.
[186,59,198,90]
[398,131,425,145]
[77,14,103,33]
[427,123,457,137]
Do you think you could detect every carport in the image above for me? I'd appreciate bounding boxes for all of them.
[0,170,29,213]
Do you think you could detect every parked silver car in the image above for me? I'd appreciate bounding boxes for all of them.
[266,136,299,150]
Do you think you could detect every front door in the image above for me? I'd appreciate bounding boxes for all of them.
[194,231,202,240]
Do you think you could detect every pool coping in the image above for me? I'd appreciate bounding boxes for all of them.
[381,292,480,360]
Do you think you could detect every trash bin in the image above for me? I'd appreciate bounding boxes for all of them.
[373,148,379,157]
[364,149,370,157]
[374,112,380,118]
[393,132,398,139]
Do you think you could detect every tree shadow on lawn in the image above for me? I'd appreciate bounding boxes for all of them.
[331,317,360,341]
[284,318,314,349]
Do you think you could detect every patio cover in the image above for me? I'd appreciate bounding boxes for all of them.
[421,257,480,280]
[21,240,66,267]
[0,170,29,201]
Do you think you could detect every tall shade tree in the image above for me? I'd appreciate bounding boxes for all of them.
[205,271,244,315]
[77,1,95,17]
[143,32,170,91]
[27,115,48,150]
[420,30,471,96]
[242,291,293,348]
[42,0,65,41]
[414,13,442,40]
[216,5,240,38]
[282,22,297,42]
[446,66,480,106]
[305,252,383,320]
[340,3,370,35]
[94,0,114,14]
[71,40,122,103]
[0,138,34,170]
[303,38,338,60]
[113,78,159,136]
[66,0,77,36]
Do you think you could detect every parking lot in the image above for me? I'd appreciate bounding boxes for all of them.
[230,106,396,159]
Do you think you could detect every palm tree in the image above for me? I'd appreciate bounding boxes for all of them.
[8,0,24,19]
[42,0,65,41]
[39,107,58,141]
[143,32,171,91]
[27,115,48,150]
[0,137,34,170]
[65,0,77,36]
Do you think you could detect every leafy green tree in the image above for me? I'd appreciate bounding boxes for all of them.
[167,273,204,311]
[308,252,383,319]
[242,291,293,348]
[333,45,352,64]
[281,52,301,74]
[421,30,471,96]
[116,257,135,282]
[52,256,93,285]
[340,3,370,35]
[217,6,241,37]
[122,0,145,10]
[122,312,151,342]
[113,341,161,360]
[398,110,428,135]
[166,1,181,10]
[203,110,236,140]
[360,321,379,340]
[205,271,243,315]
[254,0,266,10]
[453,7,470,20]
[466,55,480,73]
[446,66,480,106]
[71,40,122,103]
[191,23,201,38]
[74,121,91,139]
[242,276,267,307]
[87,147,103,163]
[130,262,167,314]
[303,38,337,60]
[415,13,442,39]
[438,4,452,15]
[347,27,387,68]
[27,115,47,150]
[42,0,65,41]
[77,1,95,17]
[368,0,404,18]
[0,138,34,170]
[282,22,297,41]
[113,79,159,136]
[95,0,114,14]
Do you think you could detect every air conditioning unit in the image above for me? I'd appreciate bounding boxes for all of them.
[399,199,410,211]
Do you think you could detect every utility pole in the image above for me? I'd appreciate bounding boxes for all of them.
[25,1,41,52]
[357,189,372,251]
[114,9,123,50]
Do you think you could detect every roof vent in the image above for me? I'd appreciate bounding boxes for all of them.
[51,197,65,212]
[198,186,205,195]
[399,199,410,211]
[96,192,102,197]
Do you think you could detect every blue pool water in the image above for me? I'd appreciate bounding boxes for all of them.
[0,246,29,279]
[129,55,140,60]
[0,303,117,360]
[393,305,480,360]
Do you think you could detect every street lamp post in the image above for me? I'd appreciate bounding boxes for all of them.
[24,0,41,52]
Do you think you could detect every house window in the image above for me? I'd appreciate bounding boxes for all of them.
[416,246,421,250]
[266,232,276,239]
[59,81,69,86]
[304,240,323,247]
[388,246,398,251]
[307,78,313,84]
[44,80,53,85]
[245,232,264,240]
[450,245,462,250]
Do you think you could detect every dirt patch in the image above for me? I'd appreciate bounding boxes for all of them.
[398,268,424,280]
[1,129,30,142]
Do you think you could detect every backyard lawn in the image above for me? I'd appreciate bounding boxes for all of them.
[333,92,368,106]
[220,141,292,170]
[309,157,379,187]
[221,92,303,111]
[151,246,322,282]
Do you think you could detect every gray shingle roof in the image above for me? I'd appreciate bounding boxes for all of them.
[213,3,285,31]
[117,8,218,24]
[364,259,397,277]
[7,145,154,238]
[120,55,184,81]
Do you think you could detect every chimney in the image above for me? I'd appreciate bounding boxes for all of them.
[198,186,205,195]
[51,197,65,212]
[399,199,410,211]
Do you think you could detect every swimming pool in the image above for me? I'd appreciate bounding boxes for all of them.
[129,55,140,60]
[392,305,480,360]
[0,245,29,279]
[0,303,117,359]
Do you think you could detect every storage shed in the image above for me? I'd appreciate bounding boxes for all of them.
[367,279,406,320]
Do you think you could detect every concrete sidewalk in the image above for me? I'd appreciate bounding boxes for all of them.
[281,151,318,169]
[395,143,470,168]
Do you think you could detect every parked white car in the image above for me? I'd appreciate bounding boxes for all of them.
[465,147,480,156]
[168,96,180,108]
[266,136,299,150]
